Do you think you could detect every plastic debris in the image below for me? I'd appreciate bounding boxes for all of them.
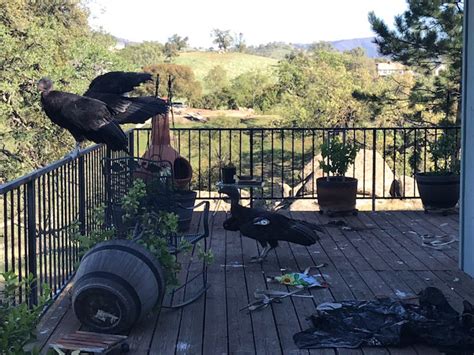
[241,286,318,312]
[294,287,474,350]
[267,266,328,288]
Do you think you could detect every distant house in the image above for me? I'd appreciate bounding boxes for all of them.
[376,62,406,76]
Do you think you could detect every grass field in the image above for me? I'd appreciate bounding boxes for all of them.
[175,51,278,87]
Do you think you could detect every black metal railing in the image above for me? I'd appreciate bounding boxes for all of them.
[0,142,129,306]
[132,126,461,206]
[0,126,461,305]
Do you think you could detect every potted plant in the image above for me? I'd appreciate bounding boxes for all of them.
[317,135,359,216]
[415,131,460,212]
[221,160,237,184]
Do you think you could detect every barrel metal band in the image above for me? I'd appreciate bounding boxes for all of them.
[76,271,142,325]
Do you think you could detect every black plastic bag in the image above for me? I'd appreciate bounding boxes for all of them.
[294,287,474,350]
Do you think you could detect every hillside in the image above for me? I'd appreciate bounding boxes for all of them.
[249,37,383,59]
[174,52,278,83]
[330,37,381,58]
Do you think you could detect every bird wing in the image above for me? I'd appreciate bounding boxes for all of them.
[60,96,113,132]
[113,96,169,124]
[84,72,168,124]
[84,71,153,95]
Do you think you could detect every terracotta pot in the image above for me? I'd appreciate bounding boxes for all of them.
[415,173,460,210]
[316,176,358,214]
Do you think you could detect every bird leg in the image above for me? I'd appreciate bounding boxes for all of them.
[68,141,81,159]
[250,245,272,263]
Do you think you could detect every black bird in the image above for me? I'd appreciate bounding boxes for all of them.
[84,72,168,124]
[38,72,168,157]
[220,186,322,262]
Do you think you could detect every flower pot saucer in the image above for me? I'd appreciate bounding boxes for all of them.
[422,206,458,216]
[318,208,358,217]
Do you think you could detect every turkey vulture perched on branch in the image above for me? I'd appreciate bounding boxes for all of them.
[219,186,322,263]
[38,72,168,157]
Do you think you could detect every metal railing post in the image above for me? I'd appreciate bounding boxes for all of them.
[78,156,86,235]
[128,130,135,157]
[26,180,38,306]
[372,129,377,211]
[249,129,254,207]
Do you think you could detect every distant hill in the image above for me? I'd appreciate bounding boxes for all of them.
[247,37,382,59]
[174,51,277,84]
[330,37,381,58]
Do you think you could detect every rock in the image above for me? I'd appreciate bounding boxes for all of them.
[347,149,395,197]
[398,175,419,197]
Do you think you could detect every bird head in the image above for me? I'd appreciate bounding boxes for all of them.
[218,186,240,204]
[37,78,53,93]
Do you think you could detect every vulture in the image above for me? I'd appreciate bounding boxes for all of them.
[38,72,168,157]
[220,186,322,263]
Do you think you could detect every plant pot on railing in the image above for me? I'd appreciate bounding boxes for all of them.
[317,135,359,216]
[317,176,358,215]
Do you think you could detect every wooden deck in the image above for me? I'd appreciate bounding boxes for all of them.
[37,207,473,354]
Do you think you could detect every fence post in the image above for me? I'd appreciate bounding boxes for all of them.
[249,129,254,207]
[128,130,135,157]
[372,129,377,211]
[26,180,38,306]
[78,156,86,235]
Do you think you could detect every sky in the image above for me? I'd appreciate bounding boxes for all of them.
[87,0,408,48]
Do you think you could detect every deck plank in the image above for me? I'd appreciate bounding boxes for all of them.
[381,212,458,270]
[225,226,256,353]
[202,211,229,355]
[240,227,283,354]
[362,212,447,271]
[401,211,458,262]
[174,211,212,355]
[149,210,204,354]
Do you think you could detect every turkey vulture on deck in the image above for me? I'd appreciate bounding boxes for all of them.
[38,72,168,157]
[219,186,322,263]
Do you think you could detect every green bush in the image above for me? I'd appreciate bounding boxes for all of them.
[319,136,359,177]
[0,272,50,354]
[429,131,460,174]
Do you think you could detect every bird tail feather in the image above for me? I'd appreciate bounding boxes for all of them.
[93,122,128,152]
[288,222,320,245]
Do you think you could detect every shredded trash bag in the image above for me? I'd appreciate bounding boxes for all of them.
[293,287,474,350]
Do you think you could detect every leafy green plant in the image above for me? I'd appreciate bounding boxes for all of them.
[428,131,460,174]
[69,205,115,263]
[222,160,235,169]
[0,271,51,354]
[319,135,359,178]
[71,177,213,288]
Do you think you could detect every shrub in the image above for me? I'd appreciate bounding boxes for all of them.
[319,135,359,177]
[0,272,50,354]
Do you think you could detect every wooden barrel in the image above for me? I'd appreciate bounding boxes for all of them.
[72,239,166,333]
